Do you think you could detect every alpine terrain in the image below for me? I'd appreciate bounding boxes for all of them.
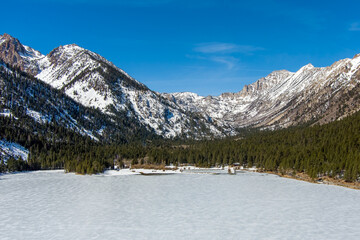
[0,33,226,146]
[164,55,360,129]
[2,33,360,166]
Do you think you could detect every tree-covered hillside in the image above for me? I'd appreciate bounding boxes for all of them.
[3,106,360,183]
[145,111,360,182]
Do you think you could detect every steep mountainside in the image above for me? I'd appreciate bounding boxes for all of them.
[0,61,153,144]
[0,34,226,138]
[165,55,360,129]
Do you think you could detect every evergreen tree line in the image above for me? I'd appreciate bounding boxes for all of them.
[2,109,360,182]
[142,110,360,182]
[0,114,150,174]
[112,110,360,182]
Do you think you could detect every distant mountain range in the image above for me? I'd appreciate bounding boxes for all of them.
[1,33,360,154]
[164,55,360,129]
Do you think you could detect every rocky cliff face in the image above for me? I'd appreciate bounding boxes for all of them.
[0,34,43,75]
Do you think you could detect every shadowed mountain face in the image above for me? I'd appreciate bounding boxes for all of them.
[0,60,156,144]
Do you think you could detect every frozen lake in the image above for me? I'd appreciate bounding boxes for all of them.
[1,170,360,240]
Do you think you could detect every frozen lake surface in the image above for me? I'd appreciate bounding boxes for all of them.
[1,170,360,240]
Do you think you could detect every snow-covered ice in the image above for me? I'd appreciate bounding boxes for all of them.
[1,170,360,240]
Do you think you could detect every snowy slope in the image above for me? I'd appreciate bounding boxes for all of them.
[0,62,155,143]
[36,44,118,112]
[0,34,226,138]
[0,140,29,162]
[34,43,226,138]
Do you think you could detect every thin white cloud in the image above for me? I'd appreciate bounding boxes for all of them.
[194,42,264,54]
[210,56,238,70]
[185,54,239,70]
[349,22,360,31]
[189,42,263,71]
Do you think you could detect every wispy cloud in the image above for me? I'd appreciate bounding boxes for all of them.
[185,54,239,70]
[209,56,239,70]
[189,42,263,70]
[194,42,263,54]
[349,22,360,31]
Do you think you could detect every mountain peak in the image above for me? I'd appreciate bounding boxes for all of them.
[264,69,294,79]
[236,69,294,98]
[1,33,16,40]
[353,53,360,59]
[302,63,314,69]
[50,44,84,54]
[0,33,25,51]
[65,43,79,47]
[62,43,83,50]
[46,44,86,67]
[0,34,44,75]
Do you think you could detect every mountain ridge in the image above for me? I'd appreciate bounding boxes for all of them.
[165,54,360,129]
[0,34,228,139]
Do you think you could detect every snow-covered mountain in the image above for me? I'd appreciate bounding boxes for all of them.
[2,33,360,139]
[0,60,155,144]
[164,55,360,129]
[0,34,227,138]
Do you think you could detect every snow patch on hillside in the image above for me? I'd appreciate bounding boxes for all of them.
[0,140,29,162]
[0,109,17,119]
[64,78,115,112]
[26,109,51,124]
[20,45,44,60]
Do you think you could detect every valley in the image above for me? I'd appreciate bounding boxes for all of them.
[1,33,360,186]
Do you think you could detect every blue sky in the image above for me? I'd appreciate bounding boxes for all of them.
[3,0,360,95]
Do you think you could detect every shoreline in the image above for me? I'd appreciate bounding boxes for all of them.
[248,169,360,190]
[2,167,360,190]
